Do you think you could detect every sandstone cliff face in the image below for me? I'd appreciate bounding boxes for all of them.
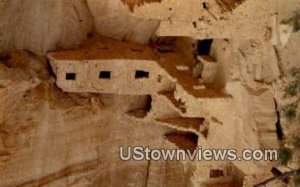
[0,0,299,187]
[0,0,93,55]
[86,0,159,44]
[0,51,191,187]
[0,0,158,55]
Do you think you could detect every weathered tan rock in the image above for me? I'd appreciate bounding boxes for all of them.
[0,79,40,124]
[0,52,192,186]
[0,0,93,55]
[47,35,279,186]
[86,0,159,44]
[276,32,300,75]
[132,0,275,40]
[197,56,218,85]
[0,0,299,187]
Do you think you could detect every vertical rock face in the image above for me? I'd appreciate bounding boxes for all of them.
[277,32,300,74]
[0,1,299,187]
[131,0,274,40]
[86,0,159,44]
[0,0,160,55]
[0,0,93,55]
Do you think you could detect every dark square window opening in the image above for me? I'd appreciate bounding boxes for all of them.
[135,70,149,79]
[197,39,213,55]
[209,169,224,178]
[66,73,76,80]
[99,71,111,79]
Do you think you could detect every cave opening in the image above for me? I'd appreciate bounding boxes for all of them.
[165,132,198,151]
[126,95,152,118]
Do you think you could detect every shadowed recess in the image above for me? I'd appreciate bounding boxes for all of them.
[121,0,162,11]
[157,117,204,131]
[216,0,247,12]
[126,95,152,118]
[165,132,198,152]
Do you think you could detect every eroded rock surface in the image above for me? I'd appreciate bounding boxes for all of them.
[0,0,299,186]
[86,0,159,44]
[0,0,93,55]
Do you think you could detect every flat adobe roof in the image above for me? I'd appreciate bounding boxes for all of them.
[48,36,158,61]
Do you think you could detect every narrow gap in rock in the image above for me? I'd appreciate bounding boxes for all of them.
[46,59,56,78]
[274,99,284,140]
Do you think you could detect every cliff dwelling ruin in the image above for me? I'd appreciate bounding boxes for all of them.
[0,0,299,187]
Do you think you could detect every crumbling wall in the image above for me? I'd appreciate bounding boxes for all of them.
[50,59,174,94]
